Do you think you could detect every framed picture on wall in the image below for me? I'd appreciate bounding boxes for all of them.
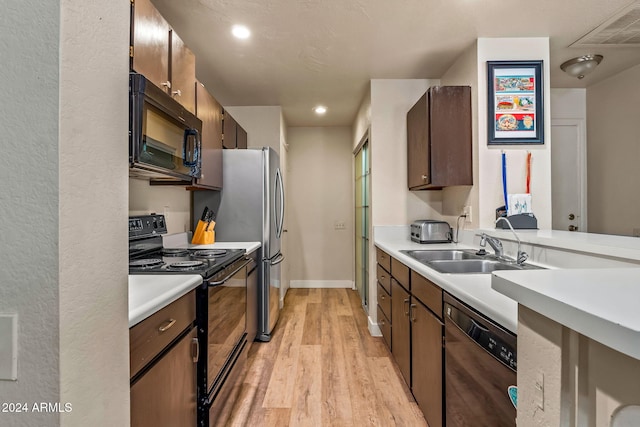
[487,60,544,145]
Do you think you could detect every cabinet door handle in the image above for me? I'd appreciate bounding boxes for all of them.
[381,294,385,300]
[158,318,176,332]
[161,81,171,89]
[421,174,429,181]
[404,298,410,316]
[191,337,199,363]
[172,89,182,97]
[410,304,417,322]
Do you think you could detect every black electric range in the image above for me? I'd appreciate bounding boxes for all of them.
[128,214,245,280]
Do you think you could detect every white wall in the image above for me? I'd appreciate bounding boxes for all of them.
[0,2,61,425]
[129,178,192,234]
[59,1,131,426]
[225,106,283,154]
[440,42,479,230]
[370,79,443,226]
[287,127,353,287]
[477,38,552,229]
[586,64,640,236]
[2,2,130,426]
[519,306,640,427]
[550,88,586,120]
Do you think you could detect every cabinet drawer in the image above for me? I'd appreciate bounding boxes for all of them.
[411,271,442,318]
[130,290,196,378]
[376,247,391,273]
[377,282,391,320]
[377,306,391,350]
[392,257,410,291]
[377,264,391,294]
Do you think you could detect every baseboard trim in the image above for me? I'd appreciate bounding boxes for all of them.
[290,280,354,289]
[368,316,382,337]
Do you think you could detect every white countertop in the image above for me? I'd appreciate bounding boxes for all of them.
[188,241,261,253]
[128,238,261,327]
[492,268,640,359]
[128,274,202,327]
[374,227,520,333]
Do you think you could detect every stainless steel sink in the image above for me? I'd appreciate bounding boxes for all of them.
[426,259,523,274]
[400,249,482,262]
[401,249,544,274]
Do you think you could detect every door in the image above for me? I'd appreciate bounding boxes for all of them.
[170,30,196,114]
[131,328,197,427]
[131,0,170,92]
[266,148,283,259]
[551,119,587,232]
[222,112,237,149]
[195,82,223,189]
[354,138,370,308]
[411,299,443,427]
[391,279,411,387]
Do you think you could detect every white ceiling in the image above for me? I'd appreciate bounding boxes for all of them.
[152,0,640,126]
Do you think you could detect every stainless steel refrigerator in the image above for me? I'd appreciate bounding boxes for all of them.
[215,147,284,341]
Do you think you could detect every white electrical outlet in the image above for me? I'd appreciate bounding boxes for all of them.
[633,228,640,237]
[462,206,472,223]
[0,314,18,381]
[535,371,544,410]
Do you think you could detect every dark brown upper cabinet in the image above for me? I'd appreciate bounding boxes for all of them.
[192,81,223,190]
[222,111,237,149]
[407,86,472,190]
[130,0,196,114]
[222,111,247,149]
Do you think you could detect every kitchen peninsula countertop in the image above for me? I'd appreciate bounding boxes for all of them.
[493,268,640,359]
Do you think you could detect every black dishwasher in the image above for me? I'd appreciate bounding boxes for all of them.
[444,293,517,426]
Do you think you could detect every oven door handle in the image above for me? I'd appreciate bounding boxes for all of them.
[207,258,251,286]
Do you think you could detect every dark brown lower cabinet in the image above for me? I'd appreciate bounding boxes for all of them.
[411,298,444,427]
[131,328,197,427]
[391,279,411,387]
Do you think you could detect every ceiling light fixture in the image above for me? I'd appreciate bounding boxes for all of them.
[231,25,251,40]
[314,106,327,115]
[560,54,603,79]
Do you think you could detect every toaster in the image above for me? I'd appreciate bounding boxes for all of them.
[411,220,452,243]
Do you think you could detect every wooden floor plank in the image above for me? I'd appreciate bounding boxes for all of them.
[369,356,428,426]
[321,303,354,426]
[301,302,322,345]
[262,292,306,408]
[289,345,322,426]
[307,287,322,304]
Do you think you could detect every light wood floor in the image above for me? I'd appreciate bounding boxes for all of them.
[226,288,428,426]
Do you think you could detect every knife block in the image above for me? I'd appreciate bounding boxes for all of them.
[192,220,215,245]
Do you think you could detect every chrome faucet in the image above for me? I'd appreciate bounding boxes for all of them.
[479,234,504,258]
[495,217,529,265]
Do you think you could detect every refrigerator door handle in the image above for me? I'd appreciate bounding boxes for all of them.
[269,252,285,266]
[275,167,285,239]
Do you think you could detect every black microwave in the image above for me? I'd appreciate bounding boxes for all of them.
[129,73,202,181]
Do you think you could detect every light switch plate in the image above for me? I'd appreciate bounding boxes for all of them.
[0,314,18,381]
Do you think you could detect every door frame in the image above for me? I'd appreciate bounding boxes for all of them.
[551,118,588,231]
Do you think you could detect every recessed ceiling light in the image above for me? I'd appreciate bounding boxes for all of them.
[231,25,251,40]
[314,106,327,115]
